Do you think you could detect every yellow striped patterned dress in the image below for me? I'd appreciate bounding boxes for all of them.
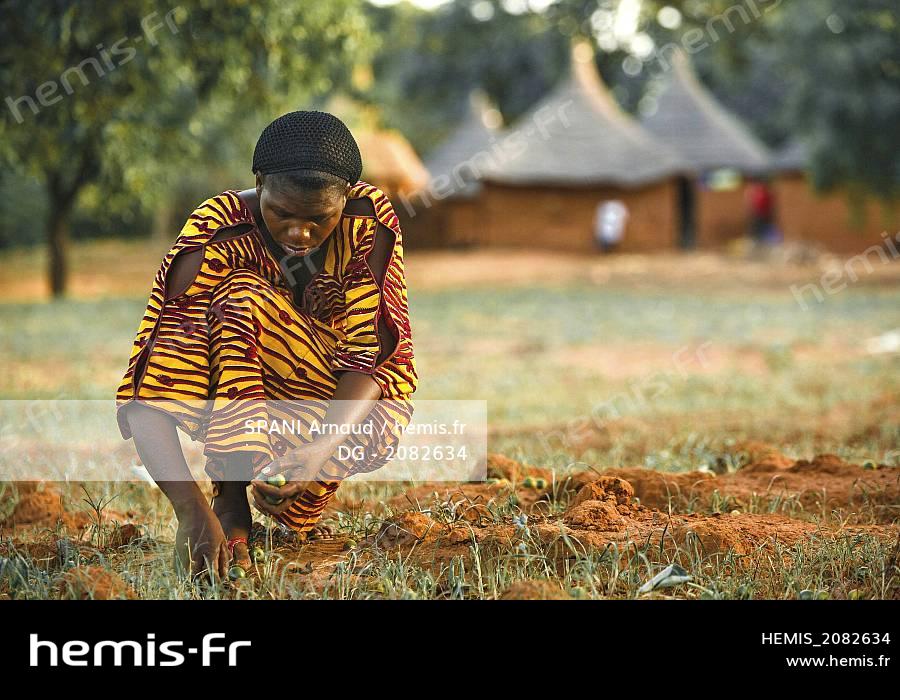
[115,182,417,534]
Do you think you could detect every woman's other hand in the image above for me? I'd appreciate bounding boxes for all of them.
[250,440,334,516]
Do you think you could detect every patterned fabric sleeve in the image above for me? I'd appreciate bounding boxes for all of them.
[115,191,264,440]
[330,185,418,397]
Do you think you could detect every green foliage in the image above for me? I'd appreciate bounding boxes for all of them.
[1,0,898,256]
[0,0,372,275]
[365,0,640,152]
[770,0,900,200]
[639,0,899,200]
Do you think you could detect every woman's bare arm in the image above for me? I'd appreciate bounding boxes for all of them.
[125,402,229,578]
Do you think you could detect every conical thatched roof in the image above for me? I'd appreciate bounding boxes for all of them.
[357,129,430,196]
[424,90,502,198]
[641,50,771,174]
[484,41,685,188]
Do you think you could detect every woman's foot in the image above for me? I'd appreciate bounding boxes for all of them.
[299,523,334,543]
[211,482,252,571]
[248,520,333,545]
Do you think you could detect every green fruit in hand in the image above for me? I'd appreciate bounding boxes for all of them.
[522,476,537,489]
[267,473,287,487]
[228,565,247,580]
[264,494,284,506]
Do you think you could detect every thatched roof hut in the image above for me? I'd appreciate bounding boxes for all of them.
[402,91,503,248]
[636,51,773,247]
[640,50,771,175]
[357,128,430,198]
[424,90,502,199]
[485,42,684,188]
[476,41,685,252]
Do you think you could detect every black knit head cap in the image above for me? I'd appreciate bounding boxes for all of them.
[252,111,363,184]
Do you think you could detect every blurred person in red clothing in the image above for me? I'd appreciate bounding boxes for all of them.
[746,178,779,243]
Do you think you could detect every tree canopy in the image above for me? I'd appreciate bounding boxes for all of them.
[0,0,370,295]
[1,0,898,295]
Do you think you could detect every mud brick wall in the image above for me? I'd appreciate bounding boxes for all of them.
[478,180,679,253]
[774,174,900,255]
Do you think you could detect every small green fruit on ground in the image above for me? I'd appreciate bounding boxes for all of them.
[861,460,878,470]
[522,476,537,489]
[344,539,357,551]
[252,547,265,562]
[228,565,247,580]
[534,478,548,489]
[848,589,863,600]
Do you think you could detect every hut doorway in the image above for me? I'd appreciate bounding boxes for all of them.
[677,176,696,249]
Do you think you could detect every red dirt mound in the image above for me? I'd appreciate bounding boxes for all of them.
[570,476,635,507]
[384,453,571,514]
[0,483,136,535]
[106,523,144,548]
[716,440,795,471]
[602,452,900,521]
[58,566,136,600]
[364,462,898,572]
[0,485,92,531]
[486,453,553,484]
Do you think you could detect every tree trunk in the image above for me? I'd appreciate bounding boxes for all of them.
[152,201,174,244]
[47,203,71,299]
[43,135,99,298]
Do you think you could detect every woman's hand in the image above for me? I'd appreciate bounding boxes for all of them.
[174,501,230,579]
[250,439,335,516]
[250,371,380,517]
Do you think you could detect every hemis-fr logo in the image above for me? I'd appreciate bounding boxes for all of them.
[30,633,251,667]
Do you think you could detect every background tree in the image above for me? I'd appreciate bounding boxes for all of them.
[769,0,900,203]
[0,0,371,297]
[2,0,897,276]
[634,0,899,206]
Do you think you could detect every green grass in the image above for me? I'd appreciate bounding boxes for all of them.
[2,484,896,600]
[1,276,898,599]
